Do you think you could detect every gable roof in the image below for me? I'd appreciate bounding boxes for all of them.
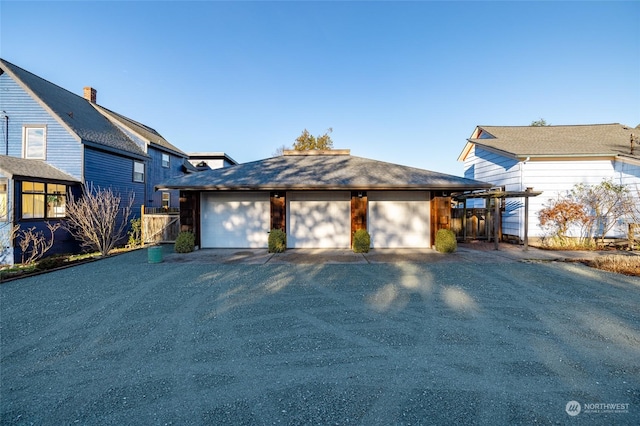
[157,152,491,191]
[0,155,80,183]
[93,104,187,157]
[0,58,149,159]
[459,123,640,161]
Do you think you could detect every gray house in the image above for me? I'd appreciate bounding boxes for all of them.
[158,150,491,249]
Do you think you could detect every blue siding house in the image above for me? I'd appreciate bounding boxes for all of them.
[0,58,191,264]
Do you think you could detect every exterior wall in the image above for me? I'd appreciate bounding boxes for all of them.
[0,174,14,265]
[84,147,145,219]
[522,159,619,238]
[464,146,522,236]
[465,144,640,240]
[146,146,186,209]
[12,181,83,264]
[0,72,83,179]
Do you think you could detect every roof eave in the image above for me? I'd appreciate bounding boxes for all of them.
[82,140,149,160]
[156,183,492,192]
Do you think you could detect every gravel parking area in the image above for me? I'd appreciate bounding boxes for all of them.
[1,248,639,424]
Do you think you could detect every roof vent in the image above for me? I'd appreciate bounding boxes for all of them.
[283,149,350,156]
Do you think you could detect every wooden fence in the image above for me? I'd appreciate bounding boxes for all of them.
[141,206,180,244]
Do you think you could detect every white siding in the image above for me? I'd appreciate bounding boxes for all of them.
[466,145,640,240]
[523,159,617,237]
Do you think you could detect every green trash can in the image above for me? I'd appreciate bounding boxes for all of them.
[148,246,163,264]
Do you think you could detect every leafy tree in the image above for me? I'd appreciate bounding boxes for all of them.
[63,184,135,256]
[538,197,588,246]
[530,118,550,127]
[292,128,334,151]
[569,179,636,245]
[538,179,638,248]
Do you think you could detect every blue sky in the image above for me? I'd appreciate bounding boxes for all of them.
[1,1,639,175]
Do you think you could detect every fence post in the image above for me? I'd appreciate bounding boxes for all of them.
[141,205,145,245]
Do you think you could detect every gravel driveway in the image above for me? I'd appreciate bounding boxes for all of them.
[1,248,639,425]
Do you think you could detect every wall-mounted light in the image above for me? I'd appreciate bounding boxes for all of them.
[357,192,363,198]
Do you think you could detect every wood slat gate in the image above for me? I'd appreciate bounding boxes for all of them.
[141,206,181,244]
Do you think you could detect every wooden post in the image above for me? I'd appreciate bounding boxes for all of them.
[494,197,500,250]
[141,205,145,245]
[350,192,367,246]
[524,195,529,251]
[462,198,467,241]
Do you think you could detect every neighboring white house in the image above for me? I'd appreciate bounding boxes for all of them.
[458,123,640,242]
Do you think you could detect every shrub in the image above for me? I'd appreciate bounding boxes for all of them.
[590,255,640,276]
[36,255,67,271]
[352,229,370,253]
[435,229,457,253]
[174,231,195,253]
[268,229,286,253]
[127,218,142,248]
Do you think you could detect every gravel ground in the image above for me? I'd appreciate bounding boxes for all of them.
[1,248,639,425]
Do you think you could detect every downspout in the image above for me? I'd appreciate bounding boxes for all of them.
[2,111,7,155]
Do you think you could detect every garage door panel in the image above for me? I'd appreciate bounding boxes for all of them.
[368,191,430,248]
[288,192,350,248]
[201,193,270,248]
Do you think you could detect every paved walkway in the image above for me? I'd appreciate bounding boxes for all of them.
[162,242,632,265]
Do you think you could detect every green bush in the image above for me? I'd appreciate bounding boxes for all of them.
[36,255,67,271]
[352,229,370,253]
[268,229,287,253]
[435,229,457,253]
[174,231,195,253]
[127,218,142,248]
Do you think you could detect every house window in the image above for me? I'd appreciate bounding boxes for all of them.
[0,179,7,221]
[161,191,170,209]
[133,161,145,182]
[46,184,66,218]
[21,181,67,219]
[161,153,170,168]
[23,126,46,159]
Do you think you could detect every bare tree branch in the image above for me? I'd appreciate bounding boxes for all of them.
[63,183,135,256]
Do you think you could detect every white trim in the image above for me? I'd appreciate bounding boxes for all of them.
[22,125,47,160]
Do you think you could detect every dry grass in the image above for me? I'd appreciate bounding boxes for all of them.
[589,255,640,277]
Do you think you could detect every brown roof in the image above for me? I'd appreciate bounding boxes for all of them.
[464,123,640,160]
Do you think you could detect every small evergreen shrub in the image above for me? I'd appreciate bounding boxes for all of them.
[352,229,370,253]
[268,229,286,253]
[435,229,457,253]
[127,218,142,248]
[174,231,195,253]
[36,255,67,271]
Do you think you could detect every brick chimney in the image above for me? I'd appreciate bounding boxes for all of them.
[83,86,97,103]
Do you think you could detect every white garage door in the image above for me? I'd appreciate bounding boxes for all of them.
[287,191,351,248]
[368,191,430,248]
[201,192,270,248]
